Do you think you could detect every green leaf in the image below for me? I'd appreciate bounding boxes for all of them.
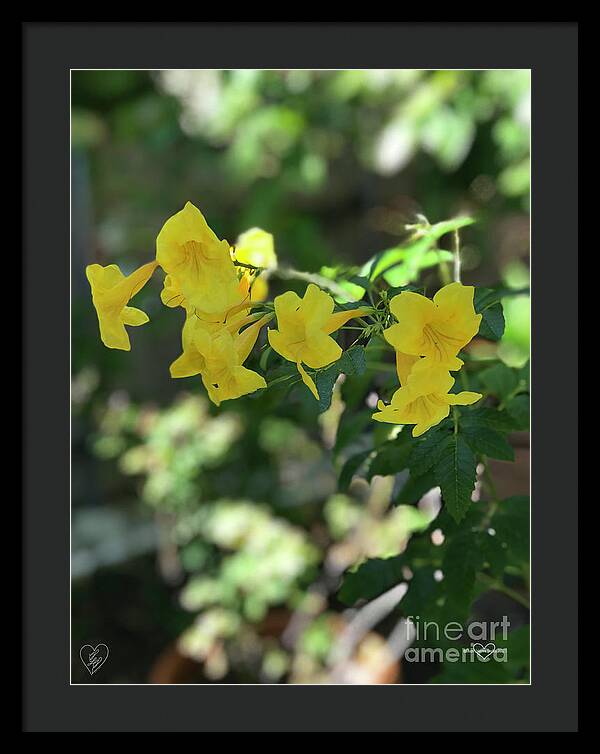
[338,449,372,492]
[367,434,412,480]
[338,556,405,606]
[493,496,529,563]
[382,248,453,287]
[315,346,367,412]
[463,427,514,461]
[424,216,476,238]
[431,657,514,684]
[441,531,485,621]
[434,435,477,523]
[408,421,452,476]
[476,529,508,578]
[463,406,518,433]
[518,360,530,391]
[401,566,442,621]
[395,469,437,505]
[475,287,505,341]
[479,362,519,400]
[334,410,372,454]
[460,413,515,461]
[368,216,473,284]
[368,238,429,282]
[504,394,529,430]
[385,284,426,298]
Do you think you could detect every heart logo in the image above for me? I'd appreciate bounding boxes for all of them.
[80,644,109,675]
[472,642,496,661]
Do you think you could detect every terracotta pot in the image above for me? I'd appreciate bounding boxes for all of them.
[149,608,401,684]
[149,642,208,684]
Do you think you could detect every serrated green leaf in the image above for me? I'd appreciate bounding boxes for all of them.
[475,287,506,341]
[476,529,508,577]
[463,406,518,433]
[441,531,485,621]
[338,555,405,606]
[434,435,477,523]
[493,496,529,563]
[408,421,452,476]
[465,430,514,461]
[315,346,367,412]
[460,417,515,462]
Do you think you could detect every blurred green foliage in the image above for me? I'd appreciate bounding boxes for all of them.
[72,69,530,684]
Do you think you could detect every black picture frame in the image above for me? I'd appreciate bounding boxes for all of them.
[23,21,578,732]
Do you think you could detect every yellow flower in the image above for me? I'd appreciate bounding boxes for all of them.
[372,359,482,437]
[268,283,369,400]
[86,261,158,351]
[170,313,271,406]
[394,350,420,385]
[383,282,482,370]
[233,227,277,302]
[156,201,245,315]
[161,272,252,332]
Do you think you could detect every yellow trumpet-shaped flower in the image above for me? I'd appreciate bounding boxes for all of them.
[394,350,421,386]
[86,261,158,351]
[156,201,245,315]
[372,359,482,437]
[160,275,250,332]
[383,282,482,370]
[267,283,369,400]
[233,227,277,303]
[170,313,272,406]
[170,309,266,378]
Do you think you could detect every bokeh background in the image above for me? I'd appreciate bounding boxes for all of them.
[71,69,530,684]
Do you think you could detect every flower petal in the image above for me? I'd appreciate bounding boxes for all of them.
[203,365,266,405]
[121,306,149,327]
[156,202,241,314]
[299,331,342,369]
[301,284,335,333]
[445,390,483,406]
[97,318,130,351]
[323,307,370,335]
[297,362,320,400]
[170,350,206,378]
[395,351,420,385]
[273,290,303,330]
[406,360,455,397]
[236,314,272,364]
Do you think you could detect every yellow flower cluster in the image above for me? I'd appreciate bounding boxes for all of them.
[372,283,483,436]
[86,202,366,406]
[268,284,369,399]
